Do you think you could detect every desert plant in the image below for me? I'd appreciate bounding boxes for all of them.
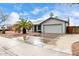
[26,21,33,31]
[13,18,33,34]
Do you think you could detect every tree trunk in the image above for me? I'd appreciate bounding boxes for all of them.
[18,29,21,33]
[22,28,26,34]
[2,30,5,34]
[2,26,5,34]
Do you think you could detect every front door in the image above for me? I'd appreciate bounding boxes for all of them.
[34,25,37,32]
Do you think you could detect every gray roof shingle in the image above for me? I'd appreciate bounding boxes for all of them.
[32,17,68,25]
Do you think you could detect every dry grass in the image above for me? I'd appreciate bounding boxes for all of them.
[0,31,61,40]
[0,31,26,38]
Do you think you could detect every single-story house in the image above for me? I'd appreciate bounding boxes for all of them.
[32,17,69,34]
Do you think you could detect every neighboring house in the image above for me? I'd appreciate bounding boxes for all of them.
[32,17,69,34]
[0,24,13,31]
[0,25,8,30]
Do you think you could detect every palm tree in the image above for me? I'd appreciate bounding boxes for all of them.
[13,18,33,34]
[27,21,33,32]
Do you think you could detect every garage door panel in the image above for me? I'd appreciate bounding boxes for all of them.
[43,25,62,33]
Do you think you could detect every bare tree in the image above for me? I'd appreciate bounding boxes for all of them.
[0,8,8,34]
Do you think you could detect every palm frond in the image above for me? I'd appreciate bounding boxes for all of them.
[13,18,33,32]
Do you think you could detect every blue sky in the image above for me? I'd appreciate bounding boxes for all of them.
[0,3,79,26]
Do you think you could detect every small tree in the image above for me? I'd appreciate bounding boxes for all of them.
[13,18,33,34]
[0,8,8,34]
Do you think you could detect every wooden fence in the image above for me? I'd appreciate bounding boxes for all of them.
[66,26,79,34]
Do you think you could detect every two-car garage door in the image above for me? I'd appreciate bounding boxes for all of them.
[43,24,63,33]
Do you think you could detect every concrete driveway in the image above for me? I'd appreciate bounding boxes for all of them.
[44,34,79,55]
[0,36,70,56]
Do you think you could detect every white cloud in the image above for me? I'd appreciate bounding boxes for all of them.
[39,10,62,20]
[36,12,50,21]
[31,8,41,15]
[42,7,49,12]
[68,18,74,26]
[69,17,79,26]
[51,10,61,17]
[72,11,79,17]
[31,10,75,26]
[13,4,22,12]
[19,12,29,16]
[31,7,49,15]
[6,12,19,25]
